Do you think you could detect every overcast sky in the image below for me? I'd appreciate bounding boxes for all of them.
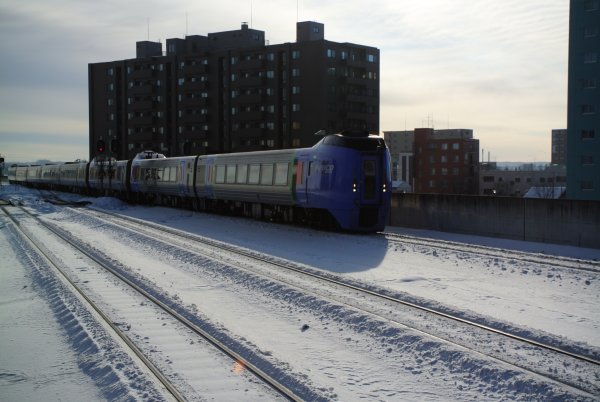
[0,0,568,162]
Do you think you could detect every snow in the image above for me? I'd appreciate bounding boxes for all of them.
[1,183,599,401]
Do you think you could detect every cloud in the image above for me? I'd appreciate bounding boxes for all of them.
[0,0,569,162]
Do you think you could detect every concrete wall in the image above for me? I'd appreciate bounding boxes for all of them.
[390,193,600,249]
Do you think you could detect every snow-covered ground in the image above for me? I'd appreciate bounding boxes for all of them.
[1,183,599,401]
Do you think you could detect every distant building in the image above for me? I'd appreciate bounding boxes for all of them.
[88,22,380,160]
[479,163,567,197]
[551,129,567,166]
[382,130,413,187]
[566,0,600,200]
[384,128,479,194]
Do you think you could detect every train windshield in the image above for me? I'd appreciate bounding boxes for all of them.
[318,135,387,151]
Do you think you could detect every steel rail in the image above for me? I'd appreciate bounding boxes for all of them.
[382,231,600,273]
[84,207,600,368]
[9,205,303,402]
[1,206,186,402]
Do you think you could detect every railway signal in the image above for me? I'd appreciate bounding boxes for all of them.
[97,140,105,154]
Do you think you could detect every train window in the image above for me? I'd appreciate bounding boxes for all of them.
[274,163,288,186]
[248,164,260,184]
[363,160,376,200]
[236,164,248,184]
[215,165,226,183]
[260,164,274,185]
[226,165,236,183]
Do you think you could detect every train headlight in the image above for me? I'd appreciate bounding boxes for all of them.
[383,183,387,193]
[352,181,357,193]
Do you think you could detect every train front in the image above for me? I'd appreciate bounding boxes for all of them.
[308,130,392,232]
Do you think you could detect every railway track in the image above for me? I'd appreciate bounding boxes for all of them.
[382,231,600,274]
[53,204,600,397]
[1,205,304,401]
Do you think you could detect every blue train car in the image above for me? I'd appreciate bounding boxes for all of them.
[295,131,391,231]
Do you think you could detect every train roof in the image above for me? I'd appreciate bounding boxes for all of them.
[317,132,387,151]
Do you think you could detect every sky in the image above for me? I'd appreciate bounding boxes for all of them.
[0,0,569,163]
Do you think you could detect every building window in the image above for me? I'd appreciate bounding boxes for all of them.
[292,68,300,77]
[367,54,377,63]
[452,143,460,150]
[327,67,336,76]
[292,121,301,130]
[441,155,448,163]
[341,51,348,60]
[327,49,336,58]
[107,68,114,76]
[441,168,448,176]
[584,0,599,11]
[582,78,597,89]
[292,104,300,112]
[582,104,596,114]
[582,129,596,139]
[585,27,599,37]
[441,143,448,150]
[292,50,300,60]
[581,181,594,191]
[584,52,598,63]
[292,138,301,147]
[292,86,300,94]
[581,155,594,165]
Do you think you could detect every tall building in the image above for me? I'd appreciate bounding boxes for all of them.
[384,128,479,194]
[567,0,600,200]
[88,22,380,160]
[551,129,567,166]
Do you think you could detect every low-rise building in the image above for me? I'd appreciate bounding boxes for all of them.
[479,163,567,197]
[384,128,480,194]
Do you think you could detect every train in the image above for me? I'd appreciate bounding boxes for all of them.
[8,130,392,232]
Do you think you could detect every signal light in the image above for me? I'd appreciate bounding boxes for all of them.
[97,140,105,153]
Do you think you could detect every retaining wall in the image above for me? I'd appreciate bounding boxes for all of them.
[389,193,600,249]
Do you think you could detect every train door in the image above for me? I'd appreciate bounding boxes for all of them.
[360,156,381,204]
